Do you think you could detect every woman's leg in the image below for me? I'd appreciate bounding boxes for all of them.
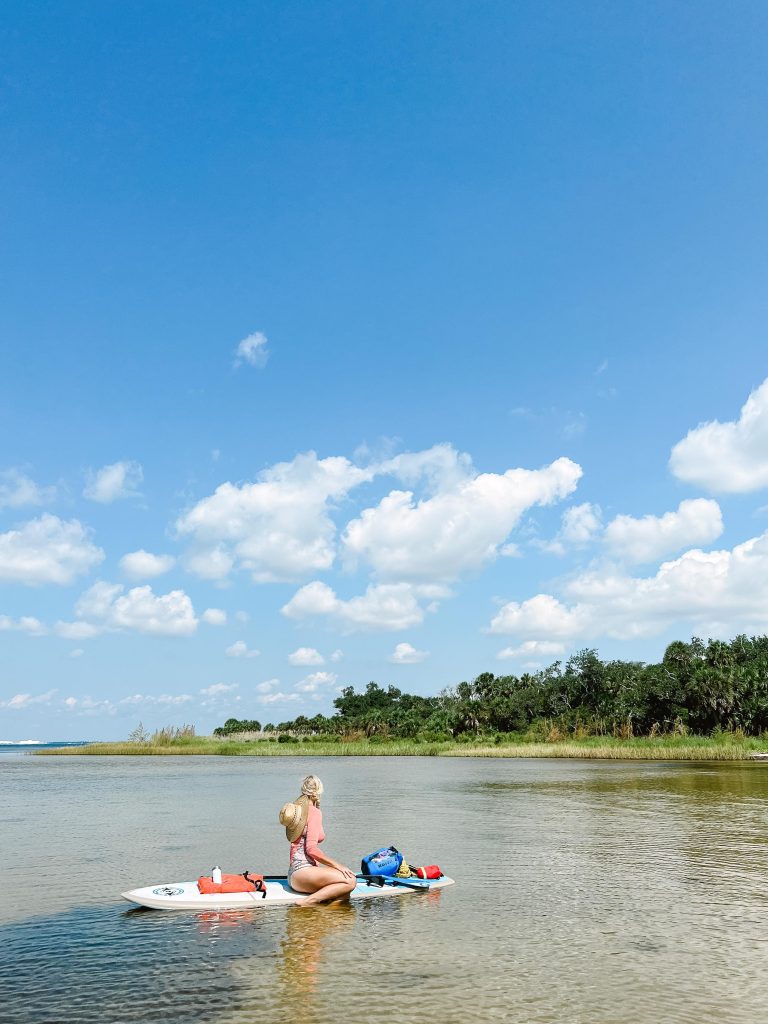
[289,866,355,906]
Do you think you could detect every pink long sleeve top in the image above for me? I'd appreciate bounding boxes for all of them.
[289,801,326,867]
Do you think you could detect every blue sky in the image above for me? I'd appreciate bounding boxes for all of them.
[2,1,768,739]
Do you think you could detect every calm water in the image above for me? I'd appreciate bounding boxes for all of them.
[2,755,767,1024]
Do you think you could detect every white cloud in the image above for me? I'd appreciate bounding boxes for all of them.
[389,642,429,664]
[488,528,768,644]
[69,648,84,658]
[234,331,269,369]
[120,693,193,706]
[257,691,300,704]
[55,620,101,640]
[83,461,143,503]
[0,470,55,509]
[670,378,768,492]
[78,696,117,715]
[288,646,324,666]
[256,678,278,693]
[343,455,582,581]
[62,581,198,637]
[119,550,175,580]
[200,683,238,696]
[604,499,723,564]
[0,514,104,585]
[64,696,78,708]
[177,445,581,586]
[0,689,57,710]
[177,452,375,583]
[330,649,344,662]
[183,546,234,581]
[540,502,602,555]
[561,503,603,546]
[282,580,449,632]
[497,640,566,660]
[202,608,227,626]
[295,670,337,693]
[488,593,590,639]
[225,640,260,658]
[0,614,46,635]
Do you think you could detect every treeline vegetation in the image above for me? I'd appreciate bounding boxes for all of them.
[213,718,263,737]
[223,636,768,741]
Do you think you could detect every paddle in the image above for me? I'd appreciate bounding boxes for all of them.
[356,872,431,892]
[260,872,431,892]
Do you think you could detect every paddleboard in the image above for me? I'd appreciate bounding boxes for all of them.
[122,875,454,910]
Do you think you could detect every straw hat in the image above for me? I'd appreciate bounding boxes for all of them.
[279,795,309,842]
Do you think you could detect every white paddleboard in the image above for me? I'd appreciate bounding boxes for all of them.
[122,875,454,910]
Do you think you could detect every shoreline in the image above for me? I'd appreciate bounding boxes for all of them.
[35,736,768,761]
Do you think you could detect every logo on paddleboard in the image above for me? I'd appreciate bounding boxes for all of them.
[152,886,184,896]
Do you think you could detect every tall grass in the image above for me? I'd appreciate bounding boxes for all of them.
[37,732,768,759]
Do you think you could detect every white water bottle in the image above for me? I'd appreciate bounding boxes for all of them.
[212,865,222,884]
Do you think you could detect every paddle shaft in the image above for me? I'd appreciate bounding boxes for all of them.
[261,873,430,891]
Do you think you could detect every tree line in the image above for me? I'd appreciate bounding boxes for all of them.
[214,635,768,740]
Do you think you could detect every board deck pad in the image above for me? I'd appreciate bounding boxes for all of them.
[122,875,454,910]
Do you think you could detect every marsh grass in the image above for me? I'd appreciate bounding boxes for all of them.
[37,732,768,759]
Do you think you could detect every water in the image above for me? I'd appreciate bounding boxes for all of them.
[0,741,88,757]
[2,755,767,1023]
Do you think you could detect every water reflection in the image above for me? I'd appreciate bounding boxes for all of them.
[275,903,356,1018]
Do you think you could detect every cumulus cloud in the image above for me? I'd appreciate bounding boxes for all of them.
[225,640,259,658]
[59,581,198,637]
[670,378,768,492]
[119,550,175,580]
[55,620,101,640]
[0,614,46,635]
[176,445,582,586]
[288,647,324,666]
[389,642,429,664]
[295,671,337,693]
[257,691,300,704]
[176,452,374,583]
[200,683,238,696]
[256,678,278,693]
[83,461,143,503]
[234,331,269,369]
[0,689,57,709]
[201,608,227,626]
[497,640,566,660]
[183,546,234,581]
[0,515,104,585]
[282,580,448,632]
[539,502,602,555]
[488,528,768,645]
[120,693,193,706]
[330,649,344,662]
[343,455,582,580]
[0,470,55,509]
[604,499,723,564]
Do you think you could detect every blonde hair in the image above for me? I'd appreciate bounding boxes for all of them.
[300,775,324,803]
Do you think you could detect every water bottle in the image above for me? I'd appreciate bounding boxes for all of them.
[212,865,222,885]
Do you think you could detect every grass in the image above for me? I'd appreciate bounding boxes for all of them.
[36,733,768,760]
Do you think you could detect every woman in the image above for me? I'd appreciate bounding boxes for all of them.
[279,775,356,906]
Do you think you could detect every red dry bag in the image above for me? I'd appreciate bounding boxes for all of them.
[414,865,443,880]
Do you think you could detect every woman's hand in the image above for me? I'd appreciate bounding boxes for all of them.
[339,866,356,883]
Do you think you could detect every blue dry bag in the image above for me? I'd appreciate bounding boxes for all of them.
[360,846,403,877]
